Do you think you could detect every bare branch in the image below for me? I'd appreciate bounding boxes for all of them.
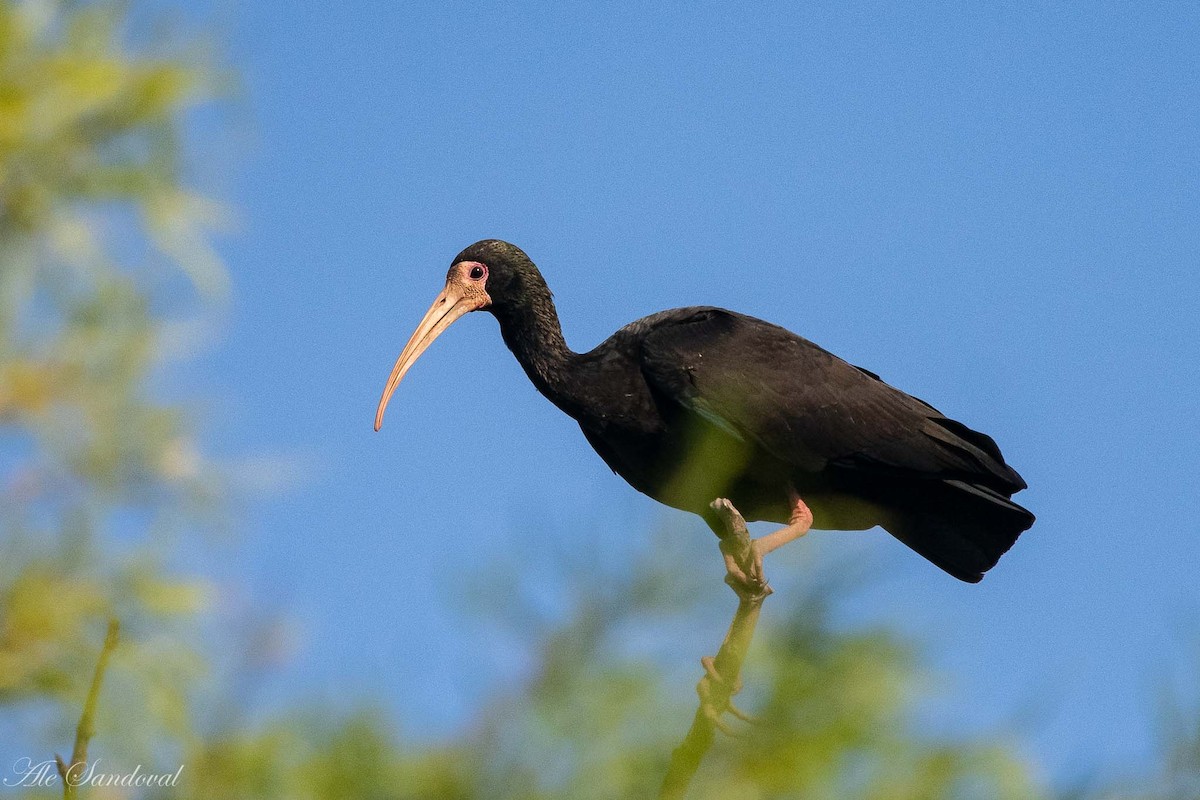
[55,618,120,800]
[660,502,772,800]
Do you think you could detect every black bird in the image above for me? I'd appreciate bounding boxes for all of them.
[375,240,1033,587]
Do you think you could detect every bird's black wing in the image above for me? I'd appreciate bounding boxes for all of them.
[636,307,1026,494]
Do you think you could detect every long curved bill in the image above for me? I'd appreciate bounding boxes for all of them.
[374,283,484,431]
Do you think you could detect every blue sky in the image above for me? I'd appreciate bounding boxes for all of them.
[182,1,1197,787]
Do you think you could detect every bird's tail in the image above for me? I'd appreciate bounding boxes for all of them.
[882,479,1035,583]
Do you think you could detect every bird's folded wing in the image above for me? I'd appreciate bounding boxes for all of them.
[637,307,1025,494]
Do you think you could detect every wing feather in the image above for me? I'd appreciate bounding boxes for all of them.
[637,307,1025,494]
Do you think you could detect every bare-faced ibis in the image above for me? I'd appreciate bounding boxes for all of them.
[375,240,1033,590]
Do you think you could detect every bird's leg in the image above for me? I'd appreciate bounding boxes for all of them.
[709,489,813,598]
[696,655,757,735]
[708,498,769,599]
[749,485,814,581]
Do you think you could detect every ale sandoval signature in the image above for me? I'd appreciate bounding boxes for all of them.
[4,758,184,789]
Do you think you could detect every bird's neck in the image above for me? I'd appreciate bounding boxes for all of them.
[491,295,586,414]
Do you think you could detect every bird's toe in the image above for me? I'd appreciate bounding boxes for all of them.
[709,497,736,520]
[722,565,771,599]
[697,656,759,734]
[747,541,767,586]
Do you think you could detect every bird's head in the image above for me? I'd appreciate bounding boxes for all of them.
[373,239,546,431]
[449,239,547,309]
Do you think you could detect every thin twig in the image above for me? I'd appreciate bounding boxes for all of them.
[660,502,771,800]
[55,618,120,800]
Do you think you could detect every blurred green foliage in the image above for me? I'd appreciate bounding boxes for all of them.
[0,2,1196,799]
[0,0,223,758]
[447,546,1045,800]
[149,542,1045,800]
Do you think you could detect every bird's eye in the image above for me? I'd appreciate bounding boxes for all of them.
[468,265,486,281]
